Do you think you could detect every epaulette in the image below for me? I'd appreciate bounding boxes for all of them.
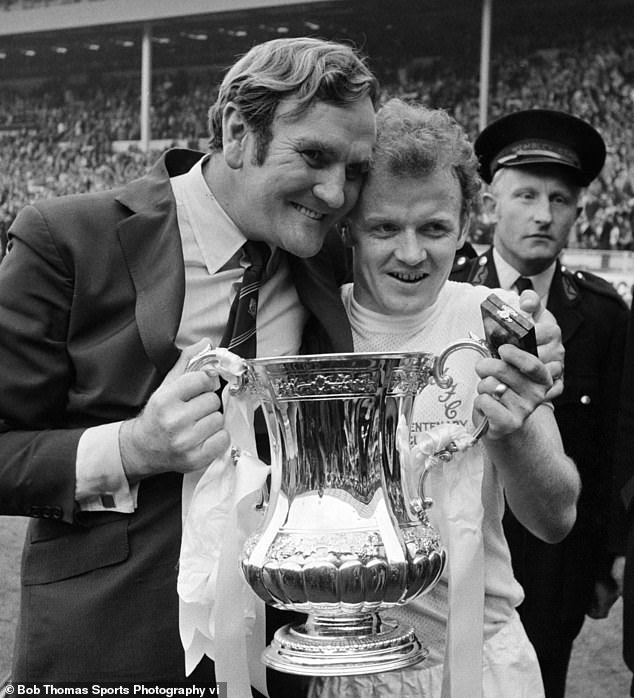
[561,265,625,304]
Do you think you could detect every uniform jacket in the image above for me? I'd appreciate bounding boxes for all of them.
[0,149,352,686]
[451,247,628,637]
[612,300,634,672]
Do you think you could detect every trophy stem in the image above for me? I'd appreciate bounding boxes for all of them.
[306,612,381,636]
[262,612,428,676]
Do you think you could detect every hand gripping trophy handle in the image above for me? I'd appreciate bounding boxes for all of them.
[411,337,491,514]
[184,346,268,510]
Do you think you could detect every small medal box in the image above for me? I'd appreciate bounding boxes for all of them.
[480,293,537,357]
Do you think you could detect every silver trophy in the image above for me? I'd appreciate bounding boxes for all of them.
[188,342,488,676]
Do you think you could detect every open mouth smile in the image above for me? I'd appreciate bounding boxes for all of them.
[389,271,428,283]
[292,203,325,220]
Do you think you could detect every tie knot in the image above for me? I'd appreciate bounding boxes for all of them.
[515,276,534,294]
[243,240,271,275]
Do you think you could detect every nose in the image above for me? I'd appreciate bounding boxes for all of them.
[395,230,426,265]
[312,165,346,210]
[533,195,553,226]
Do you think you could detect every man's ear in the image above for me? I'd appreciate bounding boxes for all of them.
[222,102,249,169]
[482,191,498,221]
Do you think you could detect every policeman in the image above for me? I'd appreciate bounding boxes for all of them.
[451,109,629,698]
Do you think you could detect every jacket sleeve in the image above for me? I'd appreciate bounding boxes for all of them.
[0,204,83,524]
[596,296,629,572]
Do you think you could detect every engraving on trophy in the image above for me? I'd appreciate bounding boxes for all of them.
[271,370,379,399]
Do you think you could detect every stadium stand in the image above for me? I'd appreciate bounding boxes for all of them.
[0,2,632,260]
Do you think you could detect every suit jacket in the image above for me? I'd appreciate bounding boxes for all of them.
[0,149,353,685]
[451,248,628,642]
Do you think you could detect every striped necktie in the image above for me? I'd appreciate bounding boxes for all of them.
[220,241,271,358]
[515,276,534,295]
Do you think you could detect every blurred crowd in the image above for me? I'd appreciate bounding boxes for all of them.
[386,27,634,251]
[0,23,633,256]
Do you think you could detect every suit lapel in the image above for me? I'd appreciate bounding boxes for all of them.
[115,153,195,375]
[289,235,353,354]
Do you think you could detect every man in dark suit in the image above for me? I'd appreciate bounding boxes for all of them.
[0,37,378,693]
[451,109,628,698]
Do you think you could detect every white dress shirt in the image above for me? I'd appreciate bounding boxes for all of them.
[492,248,556,304]
[75,154,308,511]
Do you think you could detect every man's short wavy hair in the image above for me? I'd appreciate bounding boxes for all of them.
[208,37,379,163]
[372,98,481,222]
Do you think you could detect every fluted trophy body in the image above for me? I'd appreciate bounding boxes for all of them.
[239,353,446,675]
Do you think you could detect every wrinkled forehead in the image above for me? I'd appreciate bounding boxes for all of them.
[353,165,464,220]
[274,95,376,155]
[273,94,375,126]
[362,163,462,200]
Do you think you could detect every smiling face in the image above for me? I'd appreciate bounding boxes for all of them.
[349,165,467,316]
[489,164,581,275]
[218,95,376,258]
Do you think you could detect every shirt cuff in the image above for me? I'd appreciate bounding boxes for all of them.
[75,421,139,513]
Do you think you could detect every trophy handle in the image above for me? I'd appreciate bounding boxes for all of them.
[432,337,491,451]
[413,448,455,512]
[413,337,492,513]
[185,345,250,392]
[186,348,267,510]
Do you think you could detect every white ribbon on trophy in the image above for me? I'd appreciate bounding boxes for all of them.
[403,420,486,698]
[178,347,269,698]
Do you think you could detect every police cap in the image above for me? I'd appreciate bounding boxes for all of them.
[475,109,606,186]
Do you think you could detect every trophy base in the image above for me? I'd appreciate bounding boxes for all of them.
[261,613,428,676]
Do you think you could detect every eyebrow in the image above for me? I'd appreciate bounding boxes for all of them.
[295,137,370,166]
[362,215,393,225]
[362,214,455,226]
[295,138,338,159]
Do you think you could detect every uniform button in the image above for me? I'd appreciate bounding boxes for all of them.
[580,395,591,405]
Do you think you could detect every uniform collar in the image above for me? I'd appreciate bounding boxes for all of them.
[492,247,556,301]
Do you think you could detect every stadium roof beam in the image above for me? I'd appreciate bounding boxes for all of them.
[0,0,342,36]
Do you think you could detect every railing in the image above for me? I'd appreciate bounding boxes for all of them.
[562,248,634,274]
